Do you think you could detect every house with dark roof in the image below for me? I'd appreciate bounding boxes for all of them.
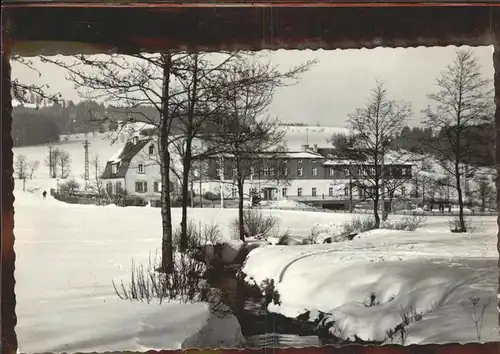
[101,136,176,201]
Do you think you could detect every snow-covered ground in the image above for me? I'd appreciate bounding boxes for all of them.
[13,177,351,353]
[242,217,499,345]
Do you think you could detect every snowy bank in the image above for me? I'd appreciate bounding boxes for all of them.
[241,221,498,345]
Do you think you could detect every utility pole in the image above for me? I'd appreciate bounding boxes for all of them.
[48,144,53,178]
[219,155,224,209]
[199,163,203,208]
[83,133,90,185]
[349,162,353,213]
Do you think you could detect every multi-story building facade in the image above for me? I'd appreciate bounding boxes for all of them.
[197,144,414,209]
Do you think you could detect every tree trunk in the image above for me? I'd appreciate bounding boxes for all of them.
[373,196,380,229]
[237,177,245,241]
[159,53,174,274]
[455,161,466,232]
[180,141,192,252]
[180,54,199,252]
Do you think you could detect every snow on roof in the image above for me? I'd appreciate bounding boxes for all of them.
[323,157,415,166]
[217,150,323,159]
[107,144,127,163]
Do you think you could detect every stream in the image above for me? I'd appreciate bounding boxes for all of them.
[207,267,323,348]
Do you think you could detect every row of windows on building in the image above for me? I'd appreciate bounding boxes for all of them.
[218,165,412,178]
[229,186,407,198]
[104,180,162,195]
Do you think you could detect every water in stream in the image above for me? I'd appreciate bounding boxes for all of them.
[208,268,323,348]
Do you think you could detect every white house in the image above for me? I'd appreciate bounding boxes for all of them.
[101,136,177,201]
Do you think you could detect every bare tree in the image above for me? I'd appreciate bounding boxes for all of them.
[27,160,40,179]
[90,154,104,195]
[14,155,28,179]
[59,179,80,194]
[42,53,194,272]
[206,58,314,241]
[57,150,72,178]
[10,56,62,106]
[330,81,412,228]
[474,174,495,212]
[45,147,61,179]
[423,50,493,232]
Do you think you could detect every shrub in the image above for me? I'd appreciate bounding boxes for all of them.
[113,251,230,316]
[449,217,474,233]
[59,179,80,195]
[261,278,281,307]
[173,221,222,251]
[382,215,426,231]
[341,217,377,235]
[231,209,280,239]
[203,192,220,201]
[461,296,491,342]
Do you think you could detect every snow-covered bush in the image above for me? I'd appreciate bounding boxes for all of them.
[341,217,377,235]
[309,223,345,244]
[231,209,280,239]
[381,215,426,231]
[449,216,475,233]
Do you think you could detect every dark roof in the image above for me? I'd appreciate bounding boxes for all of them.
[101,138,150,179]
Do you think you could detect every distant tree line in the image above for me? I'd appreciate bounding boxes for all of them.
[391,123,494,167]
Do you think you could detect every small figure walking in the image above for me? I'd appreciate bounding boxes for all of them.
[42,190,47,199]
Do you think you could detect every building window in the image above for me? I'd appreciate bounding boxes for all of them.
[312,187,317,197]
[263,168,269,176]
[344,186,349,196]
[135,181,147,193]
[231,187,238,198]
[312,167,318,176]
[282,187,288,197]
[401,186,406,197]
[270,168,275,176]
[216,168,221,177]
[297,168,303,176]
[154,181,161,192]
[138,163,145,174]
[111,164,118,174]
[329,167,335,176]
[403,166,412,177]
[149,144,154,155]
[368,167,376,176]
[329,187,334,197]
[297,187,303,197]
[116,182,123,194]
[106,182,113,195]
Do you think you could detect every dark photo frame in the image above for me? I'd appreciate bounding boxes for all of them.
[2,2,500,354]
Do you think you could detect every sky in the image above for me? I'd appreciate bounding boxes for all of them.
[11,45,494,128]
